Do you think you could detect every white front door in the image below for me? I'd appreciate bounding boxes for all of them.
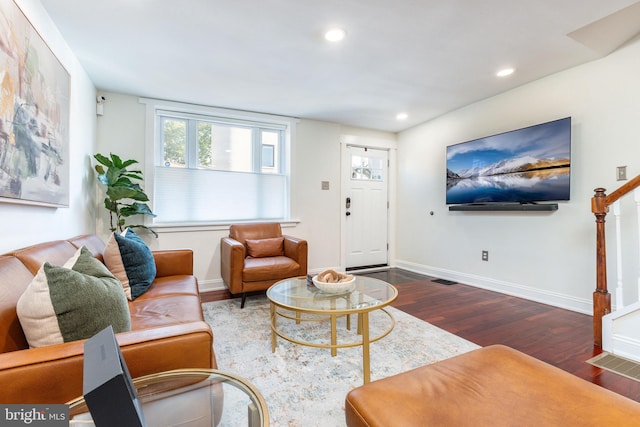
[343,146,389,269]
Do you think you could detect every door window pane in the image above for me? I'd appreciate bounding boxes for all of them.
[351,155,384,181]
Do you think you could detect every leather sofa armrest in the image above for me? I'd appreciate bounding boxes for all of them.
[284,235,308,274]
[0,322,214,404]
[220,237,245,294]
[153,249,193,277]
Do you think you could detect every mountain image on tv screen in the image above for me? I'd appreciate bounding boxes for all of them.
[446,117,571,205]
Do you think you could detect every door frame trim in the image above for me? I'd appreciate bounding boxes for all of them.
[340,135,397,272]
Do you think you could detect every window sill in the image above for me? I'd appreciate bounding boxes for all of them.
[150,219,301,234]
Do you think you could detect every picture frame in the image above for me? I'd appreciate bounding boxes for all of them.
[0,0,70,207]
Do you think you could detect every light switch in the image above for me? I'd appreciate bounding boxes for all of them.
[321,181,330,190]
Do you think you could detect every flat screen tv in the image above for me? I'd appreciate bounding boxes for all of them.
[446,117,571,205]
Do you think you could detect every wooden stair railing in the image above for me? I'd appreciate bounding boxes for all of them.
[592,174,640,347]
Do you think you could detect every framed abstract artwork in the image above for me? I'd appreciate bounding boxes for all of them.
[0,0,70,207]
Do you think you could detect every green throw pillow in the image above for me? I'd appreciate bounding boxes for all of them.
[16,246,131,348]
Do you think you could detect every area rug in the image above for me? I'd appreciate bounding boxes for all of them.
[202,296,479,426]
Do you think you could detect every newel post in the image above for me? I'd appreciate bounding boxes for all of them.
[592,187,610,347]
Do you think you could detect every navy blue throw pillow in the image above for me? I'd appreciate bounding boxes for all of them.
[104,229,156,300]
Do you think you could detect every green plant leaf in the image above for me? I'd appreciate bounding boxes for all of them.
[103,198,118,212]
[108,184,149,202]
[94,153,112,167]
[113,176,134,186]
[120,202,156,218]
[122,159,138,168]
[106,186,140,200]
[129,192,150,202]
[110,153,124,169]
[104,168,124,186]
[123,172,144,181]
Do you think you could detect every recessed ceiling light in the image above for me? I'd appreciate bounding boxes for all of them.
[396,112,408,120]
[496,68,515,77]
[325,28,346,42]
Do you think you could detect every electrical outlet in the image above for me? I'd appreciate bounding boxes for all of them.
[617,166,627,181]
[482,250,489,261]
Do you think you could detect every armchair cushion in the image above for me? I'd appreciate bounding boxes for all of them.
[16,247,130,348]
[246,237,284,258]
[104,229,156,300]
[243,257,300,282]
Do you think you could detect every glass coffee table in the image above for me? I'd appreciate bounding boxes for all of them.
[67,369,269,426]
[267,276,398,383]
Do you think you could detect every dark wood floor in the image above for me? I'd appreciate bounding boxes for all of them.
[201,268,640,402]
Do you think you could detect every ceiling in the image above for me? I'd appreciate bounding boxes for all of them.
[40,0,640,133]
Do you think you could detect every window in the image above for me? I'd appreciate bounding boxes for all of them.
[145,100,292,225]
[351,154,384,181]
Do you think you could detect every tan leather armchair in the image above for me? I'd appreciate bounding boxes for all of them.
[221,223,308,307]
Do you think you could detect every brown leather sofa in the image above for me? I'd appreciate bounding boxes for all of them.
[220,222,307,307]
[345,345,640,426]
[0,234,216,404]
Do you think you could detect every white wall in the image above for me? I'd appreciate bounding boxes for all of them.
[396,35,640,314]
[10,1,637,315]
[94,92,395,290]
[0,0,97,253]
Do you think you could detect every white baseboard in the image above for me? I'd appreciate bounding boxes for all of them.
[200,261,592,315]
[603,303,640,361]
[199,278,227,293]
[395,260,592,315]
[607,334,640,363]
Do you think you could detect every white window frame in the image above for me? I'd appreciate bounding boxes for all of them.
[156,110,285,172]
[140,97,296,229]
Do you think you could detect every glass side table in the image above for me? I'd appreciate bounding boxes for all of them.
[67,369,269,427]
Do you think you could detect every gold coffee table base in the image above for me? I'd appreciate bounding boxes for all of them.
[267,276,398,384]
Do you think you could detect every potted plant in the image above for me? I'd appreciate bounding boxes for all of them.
[93,152,157,236]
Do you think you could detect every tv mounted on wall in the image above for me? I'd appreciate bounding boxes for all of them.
[446,117,571,209]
